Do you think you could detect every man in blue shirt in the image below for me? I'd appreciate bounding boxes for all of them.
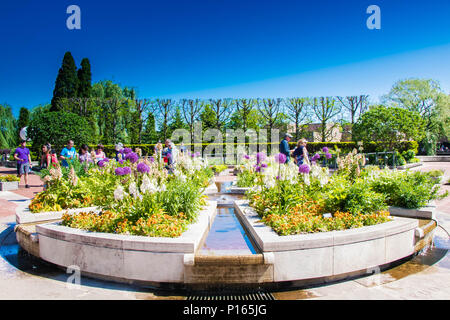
[60,140,78,167]
[279,133,293,164]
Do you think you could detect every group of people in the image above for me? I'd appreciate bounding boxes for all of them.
[39,140,107,169]
[12,135,306,188]
[279,133,310,166]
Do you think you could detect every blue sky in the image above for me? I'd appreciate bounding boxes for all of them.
[1,0,450,116]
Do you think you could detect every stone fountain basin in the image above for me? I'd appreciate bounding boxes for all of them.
[233,200,430,284]
[34,201,217,285]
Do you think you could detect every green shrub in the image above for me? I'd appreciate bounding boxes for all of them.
[28,111,93,155]
[402,149,416,163]
[0,174,20,182]
[369,170,446,209]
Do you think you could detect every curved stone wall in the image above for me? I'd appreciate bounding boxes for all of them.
[234,200,421,283]
[35,201,217,285]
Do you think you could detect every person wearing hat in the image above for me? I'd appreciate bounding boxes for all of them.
[114,142,124,161]
[279,133,293,164]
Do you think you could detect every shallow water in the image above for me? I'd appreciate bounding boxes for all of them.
[199,207,257,255]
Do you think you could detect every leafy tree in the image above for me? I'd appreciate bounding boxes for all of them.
[382,78,450,154]
[17,107,30,132]
[142,113,158,144]
[228,108,262,131]
[51,52,79,111]
[28,111,92,153]
[0,104,17,148]
[353,105,426,151]
[168,106,187,138]
[200,103,217,131]
[77,58,92,98]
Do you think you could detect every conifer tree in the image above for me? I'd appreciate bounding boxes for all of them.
[77,58,92,98]
[50,51,79,111]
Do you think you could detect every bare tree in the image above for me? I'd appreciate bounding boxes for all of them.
[235,98,256,132]
[181,99,204,143]
[209,98,234,131]
[134,98,155,143]
[336,95,369,125]
[155,99,174,141]
[257,98,282,132]
[284,97,312,140]
[312,97,342,142]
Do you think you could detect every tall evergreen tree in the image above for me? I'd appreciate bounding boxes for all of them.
[77,58,92,98]
[17,107,30,131]
[51,51,79,111]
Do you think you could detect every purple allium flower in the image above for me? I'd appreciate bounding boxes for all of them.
[122,166,132,175]
[299,164,310,174]
[137,162,150,173]
[243,154,251,160]
[255,166,262,173]
[275,153,287,164]
[276,176,280,180]
[98,160,107,167]
[312,153,321,161]
[261,163,268,168]
[256,152,266,164]
[125,152,139,163]
[190,153,196,158]
[322,147,329,153]
[149,157,155,163]
[118,159,125,165]
[122,147,133,154]
[115,167,125,176]
[325,153,332,159]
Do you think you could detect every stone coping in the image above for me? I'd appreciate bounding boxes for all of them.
[0,181,19,191]
[388,202,436,221]
[36,200,217,254]
[16,201,100,224]
[16,182,218,224]
[234,200,418,253]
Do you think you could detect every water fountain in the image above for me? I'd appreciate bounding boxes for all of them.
[11,181,446,293]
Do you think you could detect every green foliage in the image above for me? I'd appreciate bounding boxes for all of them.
[51,52,79,111]
[28,111,92,154]
[17,107,30,132]
[77,58,92,98]
[343,181,387,215]
[369,170,446,209]
[353,106,426,152]
[0,175,20,182]
[402,149,416,162]
[0,104,17,149]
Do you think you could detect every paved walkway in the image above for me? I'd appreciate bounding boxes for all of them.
[0,164,449,299]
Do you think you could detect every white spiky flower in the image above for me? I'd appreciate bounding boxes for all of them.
[114,185,125,201]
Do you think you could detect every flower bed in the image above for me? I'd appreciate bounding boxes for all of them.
[29,149,214,237]
[0,174,20,191]
[239,149,447,235]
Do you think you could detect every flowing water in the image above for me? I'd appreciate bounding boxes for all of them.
[1,181,449,297]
